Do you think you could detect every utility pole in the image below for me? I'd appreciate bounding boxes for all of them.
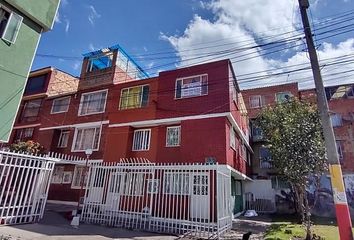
[298,0,353,239]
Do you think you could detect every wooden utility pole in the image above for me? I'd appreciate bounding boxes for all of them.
[298,0,353,239]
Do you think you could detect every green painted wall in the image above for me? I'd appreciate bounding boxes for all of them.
[4,0,60,31]
[0,0,59,142]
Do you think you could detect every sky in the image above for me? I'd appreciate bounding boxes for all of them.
[32,0,354,90]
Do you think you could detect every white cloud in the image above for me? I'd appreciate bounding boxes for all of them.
[88,43,96,51]
[162,0,354,90]
[88,5,101,26]
[54,11,61,24]
[73,61,81,71]
[64,19,70,33]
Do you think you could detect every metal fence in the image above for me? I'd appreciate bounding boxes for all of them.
[81,160,232,239]
[244,192,276,213]
[0,150,56,225]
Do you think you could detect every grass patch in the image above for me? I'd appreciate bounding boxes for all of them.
[264,215,349,240]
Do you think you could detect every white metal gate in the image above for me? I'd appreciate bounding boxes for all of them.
[0,150,56,225]
[81,161,232,239]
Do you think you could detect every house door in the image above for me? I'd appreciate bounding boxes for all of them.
[190,173,210,220]
[234,180,243,213]
[106,172,124,211]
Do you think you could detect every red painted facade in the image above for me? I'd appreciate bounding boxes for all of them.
[7,51,251,202]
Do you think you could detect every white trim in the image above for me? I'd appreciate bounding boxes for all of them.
[227,114,252,152]
[51,96,71,114]
[57,130,70,148]
[109,112,229,128]
[108,112,252,151]
[78,89,108,116]
[46,200,78,206]
[39,120,109,131]
[226,165,252,181]
[13,123,41,129]
[1,10,23,44]
[71,125,102,153]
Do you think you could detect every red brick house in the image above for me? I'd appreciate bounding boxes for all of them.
[242,82,354,216]
[8,45,252,214]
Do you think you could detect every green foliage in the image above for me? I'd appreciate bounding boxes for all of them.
[256,99,328,186]
[256,99,328,239]
[9,140,45,155]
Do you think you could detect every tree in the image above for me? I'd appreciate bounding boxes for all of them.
[10,140,45,155]
[256,99,328,240]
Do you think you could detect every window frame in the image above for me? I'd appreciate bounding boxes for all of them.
[163,172,191,195]
[230,127,236,150]
[259,146,272,169]
[166,126,181,147]
[0,6,22,44]
[132,129,151,151]
[249,95,263,109]
[119,84,149,110]
[71,125,102,152]
[86,52,114,73]
[71,166,88,189]
[15,127,34,142]
[336,140,344,161]
[51,96,71,114]
[51,166,64,184]
[57,130,70,148]
[275,91,293,103]
[78,89,108,116]
[175,74,208,99]
[330,113,343,127]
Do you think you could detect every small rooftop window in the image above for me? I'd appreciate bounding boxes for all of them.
[87,53,113,72]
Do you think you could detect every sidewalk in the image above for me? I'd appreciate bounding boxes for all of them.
[0,210,177,240]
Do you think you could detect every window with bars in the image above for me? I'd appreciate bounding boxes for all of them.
[123,172,144,196]
[132,129,151,151]
[71,166,88,189]
[0,7,22,44]
[79,90,107,116]
[58,130,69,148]
[164,172,190,195]
[51,166,64,184]
[72,126,101,151]
[166,126,181,147]
[249,95,264,108]
[175,74,208,99]
[119,85,149,110]
[51,96,70,114]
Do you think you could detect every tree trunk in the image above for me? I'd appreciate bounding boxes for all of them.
[304,188,312,240]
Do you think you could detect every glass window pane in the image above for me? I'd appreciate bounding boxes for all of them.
[2,12,22,43]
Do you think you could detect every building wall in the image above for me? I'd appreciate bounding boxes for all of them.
[0,0,59,142]
[0,0,42,142]
[242,83,299,119]
[156,60,230,119]
[5,0,60,31]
